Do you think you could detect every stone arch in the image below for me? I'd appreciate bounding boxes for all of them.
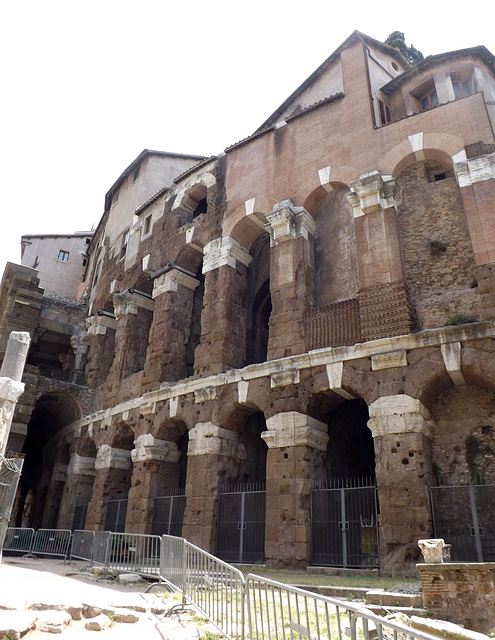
[246,233,271,365]
[395,156,479,329]
[223,403,268,485]
[226,206,267,251]
[172,172,216,223]
[381,134,464,178]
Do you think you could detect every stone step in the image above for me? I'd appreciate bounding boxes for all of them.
[365,588,423,607]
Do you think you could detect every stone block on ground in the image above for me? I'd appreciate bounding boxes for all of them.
[84,613,112,631]
[28,601,83,620]
[117,573,142,584]
[0,610,38,639]
[411,616,492,640]
[36,610,72,634]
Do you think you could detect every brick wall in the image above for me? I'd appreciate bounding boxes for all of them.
[418,562,495,634]
[304,298,360,350]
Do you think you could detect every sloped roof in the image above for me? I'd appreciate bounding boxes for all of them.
[255,30,410,132]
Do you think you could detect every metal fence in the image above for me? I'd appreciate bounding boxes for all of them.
[3,526,35,554]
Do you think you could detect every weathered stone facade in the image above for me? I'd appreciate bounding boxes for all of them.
[2,31,495,576]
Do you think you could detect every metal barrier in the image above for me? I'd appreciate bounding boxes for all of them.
[0,456,23,561]
[3,527,35,554]
[160,533,185,591]
[105,532,161,578]
[183,540,246,640]
[28,528,72,559]
[69,530,95,565]
[245,574,438,640]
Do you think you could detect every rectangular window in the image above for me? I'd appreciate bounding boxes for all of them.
[421,89,438,111]
[452,80,470,98]
[378,99,392,125]
[121,229,130,259]
[132,165,140,183]
[112,189,120,206]
[144,214,152,236]
[58,250,70,262]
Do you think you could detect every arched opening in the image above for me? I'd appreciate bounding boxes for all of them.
[246,234,271,366]
[150,420,189,536]
[102,424,134,532]
[217,409,268,563]
[429,385,495,561]
[15,391,81,529]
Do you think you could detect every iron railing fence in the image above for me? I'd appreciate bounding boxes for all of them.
[105,531,161,578]
[0,455,23,561]
[69,529,95,565]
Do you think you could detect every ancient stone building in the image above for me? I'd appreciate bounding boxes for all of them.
[2,31,495,575]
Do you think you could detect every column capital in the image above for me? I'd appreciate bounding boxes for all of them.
[153,268,199,298]
[262,411,328,451]
[95,444,132,470]
[113,290,155,318]
[131,434,180,463]
[348,171,397,218]
[453,150,495,188]
[188,422,247,458]
[86,314,117,336]
[68,453,96,476]
[368,394,432,437]
[203,237,252,273]
[265,200,316,246]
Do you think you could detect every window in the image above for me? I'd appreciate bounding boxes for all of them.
[378,98,392,125]
[58,250,70,262]
[132,165,140,183]
[85,238,91,245]
[421,89,438,111]
[452,80,470,99]
[112,189,120,206]
[144,214,152,236]
[120,229,130,259]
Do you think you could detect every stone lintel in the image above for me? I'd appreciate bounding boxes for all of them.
[238,380,250,404]
[113,290,155,318]
[131,434,180,463]
[169,396,178,417]
[86,315,117,336]
[153,269,199,298]
[440,342,466,386]
[263,412,328,450]
[371,349,407,371]
[348,171,397,218]
[270,369,300,388]
[453,150,495,188]
[368,394,432,437]
[203,237,253,273]
[68,453,96,476]
[325,362,356,400]
[95,444,132,470]
[265,200,316,246]
[185,227,204,252]
[188,422,246,458]
[194,386,218,403]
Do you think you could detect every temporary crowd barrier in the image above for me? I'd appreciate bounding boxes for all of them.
[4,527,441,640]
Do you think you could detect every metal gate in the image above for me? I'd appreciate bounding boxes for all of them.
[311,479,379,568]
[104,498,127,532]
[430,482,495,561]
[216,483,265,564]
[151,493,186,536]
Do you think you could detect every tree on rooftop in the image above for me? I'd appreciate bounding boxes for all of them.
[385,31,424,65]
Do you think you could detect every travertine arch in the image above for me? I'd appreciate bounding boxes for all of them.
[224,203,267,250]
[172,172,216,212]
[382,133,464,178]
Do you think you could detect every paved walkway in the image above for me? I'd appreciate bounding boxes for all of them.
[0,556,203,639]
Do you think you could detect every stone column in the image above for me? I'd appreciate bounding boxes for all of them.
[453,150,495,319]
[106,290,155,391]
[85,444,132,531]
[85,315,117,388]
[182,422,247,553]
[262,412,328,567]
[368,394,434,575]
[57,454,96,529]
[194,238,252,375]
[127,435,181,533]
[265,200,316,360]
[143,267,200,390]
[347,172,411,341]
[0,331,31,456]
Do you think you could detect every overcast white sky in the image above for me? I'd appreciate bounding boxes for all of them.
[1,1,494,276]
